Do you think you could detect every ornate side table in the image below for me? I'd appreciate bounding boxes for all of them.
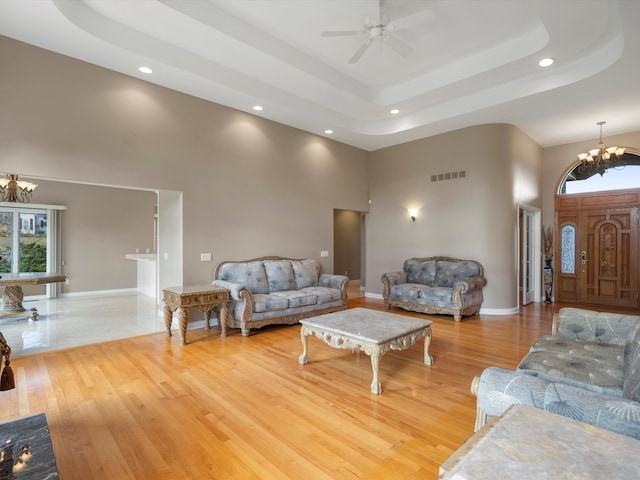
[162,285,230,345]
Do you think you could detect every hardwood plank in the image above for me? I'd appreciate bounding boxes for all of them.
[0,298,599,479]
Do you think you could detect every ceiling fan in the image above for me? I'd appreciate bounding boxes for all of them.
[321,1,434,64]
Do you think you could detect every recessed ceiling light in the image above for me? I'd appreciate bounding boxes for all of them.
[253,105,263,111]
[324,129,333,134]
[390,109,400,114]
[138,66,152,74]
[539,58,554,67]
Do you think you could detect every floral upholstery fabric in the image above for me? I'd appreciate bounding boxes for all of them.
[213,257,349,335]
[623,325,640,401]
[405,259,436,285]
[251,293,289,313]
[291,259,320,289]
[217,261,269,294]
[381,257,486,321]
[264,260,296,292]
[476,366,640,440]
[299,286,342,305]
[518,337,625,395]
[556,307,640,344]
[474,308,640,439]
[434,260,480,288]
[271,290,318,308]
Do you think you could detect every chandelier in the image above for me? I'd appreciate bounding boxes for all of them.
[576,121,625,177]
[0,174,38,203]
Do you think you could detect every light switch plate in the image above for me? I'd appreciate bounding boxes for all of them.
[320,251,329,257]
[201,253,212,262]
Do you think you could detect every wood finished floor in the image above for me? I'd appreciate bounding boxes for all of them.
[1,298,578,479]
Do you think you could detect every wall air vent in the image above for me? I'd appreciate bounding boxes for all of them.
[430,170,467,182]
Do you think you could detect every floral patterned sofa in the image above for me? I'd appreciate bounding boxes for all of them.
[212,256,348,336]
[380,256,486,321]
[472,307,640,439]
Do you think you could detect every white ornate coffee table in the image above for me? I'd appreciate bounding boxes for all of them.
[299,307,433,394]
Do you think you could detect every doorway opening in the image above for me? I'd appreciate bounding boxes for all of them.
[518,204,542,306]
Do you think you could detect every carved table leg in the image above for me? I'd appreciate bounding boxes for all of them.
[2,286,25,312]
[178,308,188,346]
[220,303,229,338]
[424,327,433,366]
[370,347,382,394]
[298,327,309,365]
[164,305,174,337]
[204,309,211,330]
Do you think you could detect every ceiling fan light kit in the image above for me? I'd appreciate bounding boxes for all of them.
[320,1,433,64]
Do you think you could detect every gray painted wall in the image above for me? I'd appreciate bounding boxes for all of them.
[4,35,640,314]
[367,124,542,312]
[0,36,370,292]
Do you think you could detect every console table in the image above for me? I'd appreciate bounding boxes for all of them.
[439,404,640,479]
[162,285,230,345]
[0,272,66,321]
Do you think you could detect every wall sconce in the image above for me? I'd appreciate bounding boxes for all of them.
[408,208,418,222]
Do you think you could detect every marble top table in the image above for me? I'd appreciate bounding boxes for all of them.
[439,404,640,479]
[299,307,433,394]
[0,272,66,321]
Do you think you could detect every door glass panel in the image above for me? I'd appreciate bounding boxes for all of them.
[561,225,576,274]
[0,212,13,273]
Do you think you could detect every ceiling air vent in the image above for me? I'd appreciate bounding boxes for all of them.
[430,170,467,182]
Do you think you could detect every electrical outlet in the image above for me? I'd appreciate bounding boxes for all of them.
[201,253,212,262]
[64,279,70,285]
[320,251,329,257]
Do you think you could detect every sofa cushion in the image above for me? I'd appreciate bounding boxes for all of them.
[299,286,341,305]
[434,260,480,288]
[518,338,625,394]
[291,259,320,289]
[264,260,296,292]
[389,284,453,308]
[389,283,423,301]
[555,308,640,344]
[623,326,640,401]
[218,261,269,294]
[404,259,436,285]
[252,293,289,313]
[544,382,640,439]
[271,290,318,308]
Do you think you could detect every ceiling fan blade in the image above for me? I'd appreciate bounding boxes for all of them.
[321,30,363,37]
[386,9,434,31]
[348,37,374,64]
[385,36,413,58]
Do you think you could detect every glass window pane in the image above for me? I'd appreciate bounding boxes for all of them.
[19,212,47,273]
[0,212,12,273]
[561,225,576,274]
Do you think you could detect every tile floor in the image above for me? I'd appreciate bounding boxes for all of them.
[0,293,166,357]
[1,280,365,357]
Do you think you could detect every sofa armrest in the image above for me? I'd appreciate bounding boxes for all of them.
[211,279,248,301]
[380,271,408,287]
[453,275,487,294]
[318,273,349,291]
[554,307,640,344]
[544,382,640,440]
[473,367,550,430]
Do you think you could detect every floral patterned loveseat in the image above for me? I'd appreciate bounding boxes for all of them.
[381,256,486,321]
[472,307,640,439]
[212,256,348,336]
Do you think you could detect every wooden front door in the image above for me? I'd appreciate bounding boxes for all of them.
[556,190,640,310]
[579,207,638,308]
